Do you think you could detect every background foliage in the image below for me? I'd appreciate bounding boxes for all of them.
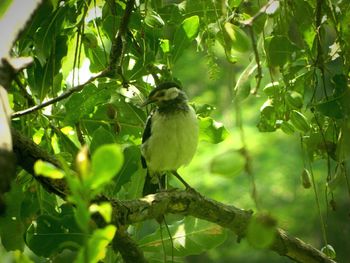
[0,0,349,262]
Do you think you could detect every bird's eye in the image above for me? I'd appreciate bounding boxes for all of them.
[157,91,165,97]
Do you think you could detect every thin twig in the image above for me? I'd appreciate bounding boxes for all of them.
[248,26,263,94]
[12,0,136,119]
[11,70,108,118]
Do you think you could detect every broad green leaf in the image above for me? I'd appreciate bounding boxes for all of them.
[0,183,25,251]
[210,150,245,177]
[172,15,200,62]
[64,84,111,124]
[223,22,251,53]
[199,117,229,144]
[75,225,116,263]
[265,35,295,67]
[315,89,350,119]
[90,126,116,153]
[113,145,141,193]
[90,144,124,190]
[139,217,226,257]
[195,104,216,118]
[34,160,65,179]
[84,40,108,73]
[25,205,84,257]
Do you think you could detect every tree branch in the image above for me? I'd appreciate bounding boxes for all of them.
[11,128,335,263]
[109,190,336,263]
[11,70,108,118]
[11,0,136,118]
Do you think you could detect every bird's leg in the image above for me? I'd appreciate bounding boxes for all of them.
[171,170,194,191]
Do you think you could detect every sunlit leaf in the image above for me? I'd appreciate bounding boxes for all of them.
[90,144,124,190]
[199,117,229,144]
[223,22,251,53]
[75,225,116,263]
[173,15,200,62]
[34,160,65,179]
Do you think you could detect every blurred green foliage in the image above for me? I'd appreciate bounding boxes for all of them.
[1,0,350,262]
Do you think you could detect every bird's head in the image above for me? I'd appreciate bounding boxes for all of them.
[142,82,187,108]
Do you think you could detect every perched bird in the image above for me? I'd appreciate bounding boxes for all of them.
[141,82,198,195]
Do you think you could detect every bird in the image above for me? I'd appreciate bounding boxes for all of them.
[141,82,199,196]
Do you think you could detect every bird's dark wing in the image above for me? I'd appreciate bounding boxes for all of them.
[141,112,152,169]
[141,110,166,196]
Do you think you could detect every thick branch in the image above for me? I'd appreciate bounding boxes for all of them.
[11,128,67,197]
[109,190,336,263]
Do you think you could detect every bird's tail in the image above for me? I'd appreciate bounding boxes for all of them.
[142,171,166,196]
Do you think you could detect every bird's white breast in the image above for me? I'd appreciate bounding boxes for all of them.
[142,107,198,172]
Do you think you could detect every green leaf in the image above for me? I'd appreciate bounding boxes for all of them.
[113,145,141,193]
[64,84,111,124]
[223,22,251,53]
[75,225,116,263]
[266,35,295,67]
[90,144,124,190]
[210,150,245,177]
[84,41,108,73]
[0,0,11,19]
[0,183,25,251]
[139,217,226,257]
[172,15,200,62]
[34,160,65,179]
[199,117,229,144]
[25,205,84,257]
[90,126,116,153]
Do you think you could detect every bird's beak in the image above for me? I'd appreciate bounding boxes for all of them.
[141,97,155,107]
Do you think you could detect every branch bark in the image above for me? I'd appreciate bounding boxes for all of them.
[11,128,336,263]
[109,190,336,263]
